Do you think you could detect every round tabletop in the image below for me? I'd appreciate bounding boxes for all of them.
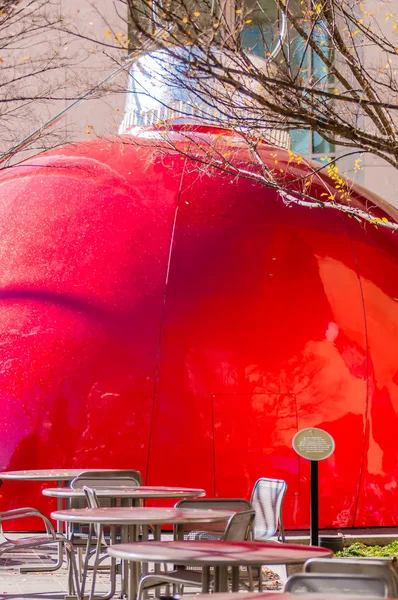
[43,485,205,499]
[0,469,121,481]
[51,507,234,525]
[106,540,333,565]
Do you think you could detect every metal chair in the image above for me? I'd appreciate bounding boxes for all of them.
[174,498,252,540]
[175,498,255,591]
[0,507,81,599]
[304,557,398,597]
[71,469,142,494]
[80,486,117,600]
[250,477,287,542]
[70,470,141,582]
[137,509,255,599]
[284,572,389,596]
[246,478,287,591]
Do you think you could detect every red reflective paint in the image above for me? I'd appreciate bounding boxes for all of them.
[0,131,397,529]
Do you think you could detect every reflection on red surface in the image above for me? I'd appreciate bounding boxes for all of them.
[0,131,396,529]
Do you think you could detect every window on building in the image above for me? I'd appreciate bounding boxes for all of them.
[238,0,335,159]
[127,0,336,160]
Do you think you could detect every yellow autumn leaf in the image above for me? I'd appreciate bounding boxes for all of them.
[193,11,201,17]
[105,29,111,38]
[182,17,188,23]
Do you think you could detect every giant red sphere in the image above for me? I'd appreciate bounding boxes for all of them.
[0,132,397,529]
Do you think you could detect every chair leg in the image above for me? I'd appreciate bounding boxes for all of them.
[247,566,254,591]
[278,517,286,542]
[89,527,103,600]
[137,577,165,600]
[231,567,240,592]
[81,523,95,597]
[258,567,263,592]
[72,551,82,600]
[64,541,82,600]
[77,546,83,581]
[67,550,74,597]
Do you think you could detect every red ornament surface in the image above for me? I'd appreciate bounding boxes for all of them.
[0,131,397,529]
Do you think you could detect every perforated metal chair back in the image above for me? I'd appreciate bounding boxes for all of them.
[305,558,398,597]
[174,498,252,540]
[284,572,389,596]
[250,477,287,541]
[71,470,142,489]
[223,509,255,541]
[70,470,142,509]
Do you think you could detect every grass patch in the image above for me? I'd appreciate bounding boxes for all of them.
[336,541,398,558]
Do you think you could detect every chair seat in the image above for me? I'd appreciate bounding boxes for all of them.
[141,569,203,589]
[0,533,65,552]
[187,530,223,540]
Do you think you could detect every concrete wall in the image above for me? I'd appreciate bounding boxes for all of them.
[2,0,127,164]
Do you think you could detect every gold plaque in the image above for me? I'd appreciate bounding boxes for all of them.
[292,428,335,461]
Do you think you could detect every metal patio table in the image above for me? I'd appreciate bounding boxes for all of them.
[0,469,102,482]
[107,540,333,599]
[43,485,206,506]
[52,506,234,599]
[44,485,206,555]
[0,469,120,572]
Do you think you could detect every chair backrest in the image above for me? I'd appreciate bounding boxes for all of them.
[305,558,398,597]
[83,485,100,509]
[70,470,141,510]
[284,572,389,597]
[223,509,255,541]
[175,498,252,539]
[250,477,287,541]
[71,469,142,489]
[83,486,107,546]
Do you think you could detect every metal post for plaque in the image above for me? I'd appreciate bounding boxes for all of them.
[310,460,319,546]
[292,427,335,548]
